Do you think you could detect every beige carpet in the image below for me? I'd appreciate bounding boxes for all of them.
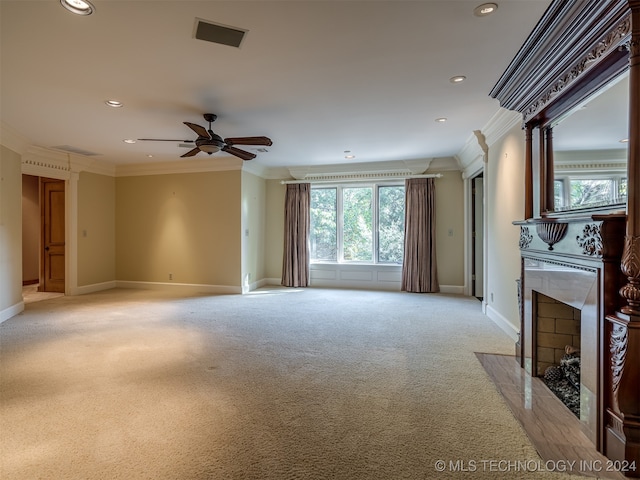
[1,287,579,479]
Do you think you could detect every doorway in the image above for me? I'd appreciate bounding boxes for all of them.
[471,173,484,300]
[22,175,66,294]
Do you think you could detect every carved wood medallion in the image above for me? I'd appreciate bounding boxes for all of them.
[576,223,604,257]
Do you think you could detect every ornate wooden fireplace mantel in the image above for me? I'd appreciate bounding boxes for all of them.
[492,0,640,474]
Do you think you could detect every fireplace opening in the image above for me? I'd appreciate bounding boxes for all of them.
[535,292,581,417]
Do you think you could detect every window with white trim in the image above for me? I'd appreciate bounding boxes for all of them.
[554,175,627,211]
[310,183,405,264]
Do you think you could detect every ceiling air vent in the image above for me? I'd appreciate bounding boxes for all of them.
[194,19,247,48]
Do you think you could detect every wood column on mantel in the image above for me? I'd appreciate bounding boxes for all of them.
[615,0,640,475]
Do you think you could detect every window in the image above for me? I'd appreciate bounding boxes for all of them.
[554,176,627,211]
[310,184,405,264]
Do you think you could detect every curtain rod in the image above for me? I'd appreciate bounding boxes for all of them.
[280,173,443,185]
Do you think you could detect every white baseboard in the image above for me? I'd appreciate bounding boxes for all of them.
[439,285,465,295]
[116,280,242,295]
[0,300,24,324]
[265,277,463,294]
[485,304,519,341]
[243,278,269,293]
[75,281,117,295]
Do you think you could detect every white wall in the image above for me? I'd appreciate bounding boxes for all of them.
[241,171,267,291]
[0,146,24,322]
[484,122,526,339]
[77,171,116,288]
[22,174,39,283]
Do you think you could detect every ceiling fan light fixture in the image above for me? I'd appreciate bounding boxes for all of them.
[60,0,95,15]
[198,144,221,153]
[474,3,498,17]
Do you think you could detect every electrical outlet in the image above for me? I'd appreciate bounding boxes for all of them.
[169,273,173,281]
[491,292,494,302]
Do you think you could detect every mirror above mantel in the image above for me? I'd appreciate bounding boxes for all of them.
[551,70,629,213]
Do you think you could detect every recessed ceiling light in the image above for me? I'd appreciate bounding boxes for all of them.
[620,138,629,143]
[474,3,498,17]
[123,139,136,144]
[147,154,154,158]
[450,76,466,83]
[345,155,356,159]
[60,0,95,15]
[435,118,447,123]
[105,100,123,108]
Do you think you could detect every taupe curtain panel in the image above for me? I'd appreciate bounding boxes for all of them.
[401,178,439,293]
[281,183,311,287]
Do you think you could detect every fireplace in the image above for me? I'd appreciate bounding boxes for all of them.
[536,293,581,376]
[522,254,601,444]
[536,293,581,417]
[516,216,629,455]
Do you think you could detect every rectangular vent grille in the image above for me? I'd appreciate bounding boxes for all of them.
[194,19,247,48]
[52,145,100,156]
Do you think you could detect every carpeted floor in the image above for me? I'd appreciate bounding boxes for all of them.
[1,287,581,479]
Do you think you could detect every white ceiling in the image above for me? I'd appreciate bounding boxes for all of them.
[1,0,553,172]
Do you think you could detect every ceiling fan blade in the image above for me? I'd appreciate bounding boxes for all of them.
[183,122,210,139]
[138,139,194,142]
[224,136,273,146]
[222,145,256,161]
[180,147,201,158]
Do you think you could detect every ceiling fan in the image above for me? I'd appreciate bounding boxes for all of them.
[138,113,272,160]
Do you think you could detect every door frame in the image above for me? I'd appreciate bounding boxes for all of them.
[470,173,484,300]
[22,152,80,296]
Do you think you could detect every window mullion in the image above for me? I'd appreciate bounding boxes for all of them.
[337,186,344,262]
[373,185,379,263]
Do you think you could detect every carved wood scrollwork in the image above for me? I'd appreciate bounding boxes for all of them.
[536,223,568,250]
[519,226,533,249]
[610,322,628,413]
[576,223,604,257]
[620,235,640,315]
[523,16,631,122]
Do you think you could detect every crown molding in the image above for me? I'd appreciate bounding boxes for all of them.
[115,156,243,177]
[481,108,523,146]
[0,122,30,155]
[22,146,72,179]
[241,160,268,178]
[456,107,522,177]
[285,159,434,181]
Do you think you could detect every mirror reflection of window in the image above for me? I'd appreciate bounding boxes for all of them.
[552,71,629,212]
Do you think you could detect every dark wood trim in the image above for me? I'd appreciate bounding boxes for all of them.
[524,124,533,219]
